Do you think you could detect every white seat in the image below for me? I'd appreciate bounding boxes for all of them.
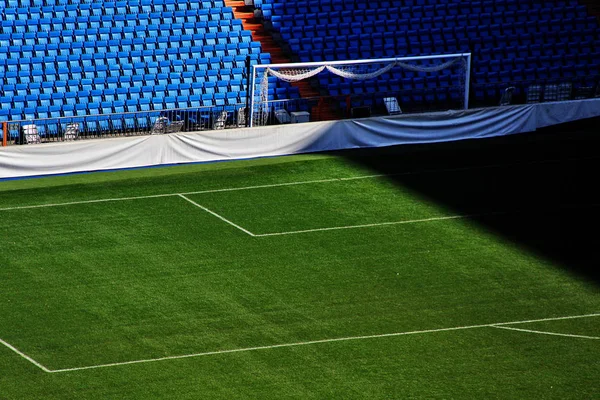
[236,107,247,127]
[526,84,543,104]
[151,117,184,134]
[22,124,41,144]
[543,84,559,102]
[290,111,310,123]
[499,87,514,106]
[383,97,402,115]
[274,109,291,124]
[212,111,228,130]
[64,123,79,140]
[557,82,572,101]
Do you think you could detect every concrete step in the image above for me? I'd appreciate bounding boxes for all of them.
[223,0,338,121]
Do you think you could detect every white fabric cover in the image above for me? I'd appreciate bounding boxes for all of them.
[1,99,599,179]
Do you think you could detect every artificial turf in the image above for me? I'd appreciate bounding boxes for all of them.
[0,126,599,399]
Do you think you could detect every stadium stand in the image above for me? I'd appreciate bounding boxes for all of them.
[255,0,600,110]
[0,0,305,140]
[1,0,600,142]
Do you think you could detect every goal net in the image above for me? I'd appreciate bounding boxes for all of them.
[249,53,471,127]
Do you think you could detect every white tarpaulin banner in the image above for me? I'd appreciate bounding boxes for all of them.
[1,99,599,179]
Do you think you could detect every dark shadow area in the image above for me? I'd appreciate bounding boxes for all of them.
[335,117,600,284]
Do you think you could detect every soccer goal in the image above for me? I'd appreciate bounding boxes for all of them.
[249,53,471,127]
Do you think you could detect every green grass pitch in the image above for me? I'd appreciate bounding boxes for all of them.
[0,132,599,399]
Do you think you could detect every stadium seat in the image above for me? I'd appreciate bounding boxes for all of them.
[526,84,543,103]
[0,0,597,131]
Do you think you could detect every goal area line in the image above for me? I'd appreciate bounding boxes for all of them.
[1,313,597,374]
[2,168,599,238]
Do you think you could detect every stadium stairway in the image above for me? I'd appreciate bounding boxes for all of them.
[223,0,339,121]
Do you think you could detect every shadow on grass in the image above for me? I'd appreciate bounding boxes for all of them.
[337,117,600,284]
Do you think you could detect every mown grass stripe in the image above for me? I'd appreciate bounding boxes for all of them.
[46,313,600,374]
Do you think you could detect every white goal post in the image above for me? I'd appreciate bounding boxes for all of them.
[249,53,472,127]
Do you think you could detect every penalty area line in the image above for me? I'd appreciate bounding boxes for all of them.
[253,203,600,237]
[177,194,256,236]
[46,312,600,374]
[491,325,600,340]
[254,212,508,237]
[0,338,52,373]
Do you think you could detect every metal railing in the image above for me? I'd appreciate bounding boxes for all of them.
[2,78,599,146]
[470,75,600,107]
[0,86,469,145]
[2,103,248,145]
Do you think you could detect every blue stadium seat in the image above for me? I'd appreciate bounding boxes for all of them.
[1,0,595,126]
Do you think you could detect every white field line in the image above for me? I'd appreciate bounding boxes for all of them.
[178,194,256,236]
[254,204,600,237]
[491,325,600,340]
[184,175,382,195]
[44,312,600,374]
[254,212,509,237]
[0,193,177,212]
[0,156,589,213]
[0,338,52,373]
[0,176,384,212]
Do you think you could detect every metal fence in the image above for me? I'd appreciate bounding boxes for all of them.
[2,103,248,145]
[2,77,599,146]
[470,75,600,107]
